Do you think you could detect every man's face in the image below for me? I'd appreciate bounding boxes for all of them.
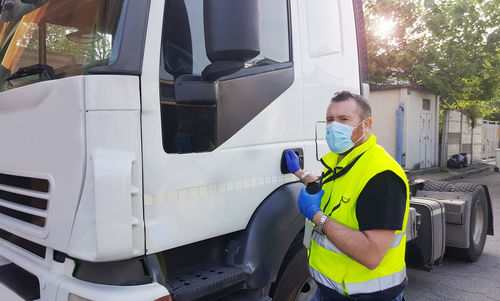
[326,98,363,126]
[326,98,371,146]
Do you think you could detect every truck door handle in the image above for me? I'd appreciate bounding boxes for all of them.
[281,148,304,174]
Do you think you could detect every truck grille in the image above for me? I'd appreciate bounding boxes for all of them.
[0,228,46,258]
[0,173,50,230]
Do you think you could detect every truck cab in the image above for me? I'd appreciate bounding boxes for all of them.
[0,0,366,300]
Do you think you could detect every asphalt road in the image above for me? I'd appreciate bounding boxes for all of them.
[405,171,500,301]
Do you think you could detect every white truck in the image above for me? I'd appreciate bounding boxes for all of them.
[0,0,493,300]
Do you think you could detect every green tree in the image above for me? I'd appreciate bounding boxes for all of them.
[364,0,427,84]
[365,0,500,122]
[417,0,500,123]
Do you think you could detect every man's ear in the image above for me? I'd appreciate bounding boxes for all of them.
[365,117,373,130]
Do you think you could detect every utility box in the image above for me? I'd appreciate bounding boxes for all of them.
[369,85,440,170]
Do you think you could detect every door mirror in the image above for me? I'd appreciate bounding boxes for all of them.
[0,0,50,23]
[202,0,260,81]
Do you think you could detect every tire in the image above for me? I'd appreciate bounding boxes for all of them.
[422,180,453,192]
[449,182,479,193]
[272,247,317,301]
[447,185,488,262]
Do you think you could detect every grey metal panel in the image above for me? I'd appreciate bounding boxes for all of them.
[414,191,472,248]
[408,197,446,266]
[439,199,471,249]
[438,199,466,225]
[415,190,472,202]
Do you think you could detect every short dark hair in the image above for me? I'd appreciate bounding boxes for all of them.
[331,91,371,119]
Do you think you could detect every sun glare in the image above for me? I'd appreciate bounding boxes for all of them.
[375,18,396,37]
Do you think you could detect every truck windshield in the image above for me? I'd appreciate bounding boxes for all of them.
[0,0,125,92]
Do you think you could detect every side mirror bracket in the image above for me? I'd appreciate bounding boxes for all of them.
[174,75,217,105]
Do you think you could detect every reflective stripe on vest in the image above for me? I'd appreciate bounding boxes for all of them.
[390,232,404,248]
[312,232,405,255]
[310,266,407,296]
[345,267,407,295]
[309,266,345,295]
[312,231,344,254]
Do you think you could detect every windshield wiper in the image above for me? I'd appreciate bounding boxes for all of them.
[6,64,55,81]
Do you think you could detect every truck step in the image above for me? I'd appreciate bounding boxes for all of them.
[168,264,247,301]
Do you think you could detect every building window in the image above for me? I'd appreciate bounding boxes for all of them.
[423,99,431,110]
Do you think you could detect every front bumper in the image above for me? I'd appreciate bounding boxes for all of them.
[0,240,169,301]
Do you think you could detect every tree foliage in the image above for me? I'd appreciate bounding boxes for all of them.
[27,23,111,64]
[365,0,500,122]
[364,0,427,84]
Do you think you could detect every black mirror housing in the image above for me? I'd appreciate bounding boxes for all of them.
[204,0,260,62]
[203,0,260,80]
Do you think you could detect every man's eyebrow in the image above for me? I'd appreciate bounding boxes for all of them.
[327,114,352,118]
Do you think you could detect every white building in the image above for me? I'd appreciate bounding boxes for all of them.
[369,85,440,170]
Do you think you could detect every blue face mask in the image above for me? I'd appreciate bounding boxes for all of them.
[326,121,365,154]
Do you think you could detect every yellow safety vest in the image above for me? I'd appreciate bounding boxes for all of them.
[309,135,410,296]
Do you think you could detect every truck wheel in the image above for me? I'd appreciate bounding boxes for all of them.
[272,247,317,301]
[449,182,480,193]
[421,180,453,192]
[448,185,488,262]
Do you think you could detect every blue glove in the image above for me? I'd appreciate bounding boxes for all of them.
[298,188,324,221]
[285,150,301,173]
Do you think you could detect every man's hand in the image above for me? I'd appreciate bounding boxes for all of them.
[285,150,301,174]
[298,188,324,221]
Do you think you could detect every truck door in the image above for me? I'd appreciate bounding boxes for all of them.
[140,0,302,253]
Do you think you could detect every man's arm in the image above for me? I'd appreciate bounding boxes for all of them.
[312,212,395,270]
[311,171,407,270]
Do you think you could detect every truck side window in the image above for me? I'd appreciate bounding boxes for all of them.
[159,0,291,154]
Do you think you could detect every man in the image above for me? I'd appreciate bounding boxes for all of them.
[286,91,409,301]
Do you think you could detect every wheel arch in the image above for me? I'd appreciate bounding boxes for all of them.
[230,182,305,291]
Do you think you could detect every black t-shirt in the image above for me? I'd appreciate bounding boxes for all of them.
[349,170,407,300]
[356,170,407,231]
